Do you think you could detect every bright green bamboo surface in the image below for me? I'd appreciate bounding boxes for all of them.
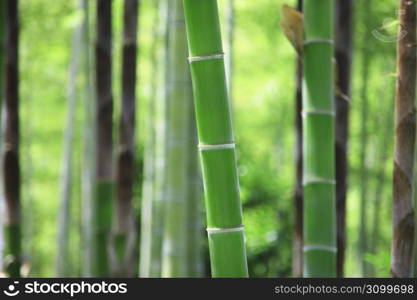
[302,0,336,277]
[183,0,248,278]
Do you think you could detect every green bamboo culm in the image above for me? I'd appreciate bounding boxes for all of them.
[182,0,248,277]
[302,0,336,277]
[93,0,114,277]
[161,0,193,277]
[3,0,21,278]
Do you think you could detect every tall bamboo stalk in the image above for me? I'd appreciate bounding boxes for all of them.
[55,0,84,277]
[334,0,353,278]
[183,0,248,277]
[2,0,21,278]
[113,0,139,277]
[292,0,303,279]
[81,0,95,278]
[358,0,372,277]
[370,85,394,277]
[161,0,197,277]
[302,0,336,277]
[93,0,113,277]
[139,0,167,277]
[0,0,6,270]
[391,0,416,278]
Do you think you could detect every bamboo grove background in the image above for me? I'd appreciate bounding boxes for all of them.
[0,0,415,277]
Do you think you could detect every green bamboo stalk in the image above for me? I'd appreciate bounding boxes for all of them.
[358,0,372,277]
[113,0,139,277]
[81,0,95,278]
[0,0,5,271]
[358,0,373,277]
[292,0,304,279]
[93,0,114,277]
[370,84,394,277]
[2,0,21,278]
[183,0,248,278]
[56,0,84,277]
[302,0,336,277]
[161,0,195,277]
[391,0,416,278]
[139,0,167,278]
[334,0,353,278]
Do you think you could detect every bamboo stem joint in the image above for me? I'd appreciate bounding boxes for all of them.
[188,53,224,63]
[198,143,235,151]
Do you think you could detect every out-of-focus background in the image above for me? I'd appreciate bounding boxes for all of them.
[0,0,401,277]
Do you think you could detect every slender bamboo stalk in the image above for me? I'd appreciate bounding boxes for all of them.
[0,0,5,271]
[334,0,353,278]
[139,0,167,278]
[81,0,95,278]
[292,0,303,278]
[358,0,372,277]
[302,0,336,277]
[391,0,416,278]
[93,0,114,277]
[161,0,195,277]
[55,0,84,277]
[2,0,21,278]
[183,0,248,277]
[370,86,394,277]
[113,0,139,277]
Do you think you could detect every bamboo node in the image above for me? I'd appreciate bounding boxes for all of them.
[198,143,235,151]
[301,109,335,117]
[303,245,337,253]
[304,39,334,46]
[206,225,244,234]
[303,178,336,185]
[188,53,224,63]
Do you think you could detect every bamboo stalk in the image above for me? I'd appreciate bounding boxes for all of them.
[334,0,353,278]
[93,0,114,277]
[3,0,21,278]
[183,0,248,277]
[55,0,84,277]
[160,0,190,277]
[0,0,5,270]
[113,0,139,277]
[139,0,167,278]
[161,0,197,277]
[292,0,303,279]
[302,0,336,277]
[370,84,394,277]
[81,0,95,278]
[358,0,372,277]
[391,0,416,278]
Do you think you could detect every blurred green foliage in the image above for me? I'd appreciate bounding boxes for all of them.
[2,0,401,277]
